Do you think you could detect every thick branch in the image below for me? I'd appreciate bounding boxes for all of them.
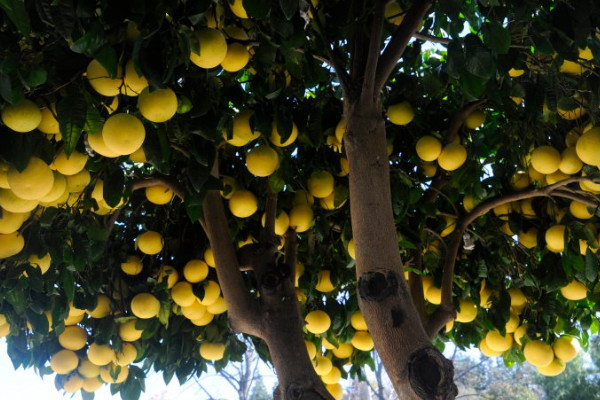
[374,0,433,91]
[361,1,387,97]
[446,100,487,144]
[408,248,426,324]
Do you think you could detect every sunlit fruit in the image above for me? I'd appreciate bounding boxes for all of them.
[138,87,178,123]
[136,231,164,255]
[206,296,227,314]
[269,121,298,147]
[130,293,160,319]
[456,298,477,323]
[261,211,290,235]
[115,343,138,366]
[190,28,228,69]
[183,259,209,283]
[28,252,51,274]
[545,225,566,253]
[228,190,258,218]
[190,311,214,326]
[66,169,90,193]
[465,110,486,129]
[100,363,129,383]
[537,358,565,376]
[224,110,260,146]
[121,255,143,275]
[560,279,587,300]
[1,99,42,132]
[246,145,279,177]
[385,1,404,25]
[569,200,594,219]
[437,143,467,171]
[199,342,226,361]
[576,127,600,166]
[425,286,442,305]
[157,265,179,288]
[0,210,28,234]
[181,300,207,320]
[198,280,221,306]
[319,187,348,210]
[129,147,147,163]
[479,338,502,357]
[7,157,54,200]
[145,185,174,205]
[78,359,101,378]
[58,326,88,351]
[305,310,331,334]
[0,231,25,258]
[52,150,88,176]
[415,135,442,162]
[518,228,538,249]
[514,324,528,346]
[508,68,525,77]
[229,0,248,18]
[86,59,123,97]
[485,329,513,352]
[171,281,197,307]
[88,295,111,319]
[204,248,216,267]
[82,377,103,393]
[350,311,367,330]
[315,270,335,292]
[121,59,148,96]
[351,331,374,351]
[387,101,414,125]
[102,113,146,156]
[322,366,341,384]
[505,313,520,333]
[305,340,317,360]
[87,132,120,158]
[559,147,582,174]
[119,320,144,342]
[289,205,314,232]
[530,146,560,174]
[50,350,79,374]
[63,374,84,393]
[38,103,59,134]
[508,288,527,308]
[221,42,250,72]
[308,171,334,198]
[553,336,577,362]
[524,340,554,367]
[331,342,353,359]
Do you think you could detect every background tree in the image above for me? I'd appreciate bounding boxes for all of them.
[0,1,599,400]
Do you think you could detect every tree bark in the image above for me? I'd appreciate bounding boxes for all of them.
[343,96,457,400]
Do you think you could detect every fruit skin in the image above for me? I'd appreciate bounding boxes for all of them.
[437,143,467,171]
[221,42,250,72]
[315,270,335,292]
[560,279,587,300]
[86,59,123,97]
[52,150,88,176]
[119,320,144,342]
[229,0,248,18]
[145,185,174,205]
[387,101,414,125]
[537,358,565,376]
[121,59,148,96]
[50,350,80,374]
[183,259,209,283]
[190,28,228,69]
[415,135,442,162]
[530,146,561,174]
[569,200,593,219]
[0,231,25,258]
[465,110,486,129]
[455,298,477,323]
[1,99,42,132]
[270,121,299,147]
[553,336,577,362]
[138,87,178,123]
[58,326,88,350]
[305,310,331,334]
[523,340,554,367]
[350,311,367,330]
[7,157,55,200]
[479,339,502,357]
[136,231,164,255]
[246,145,279,177]
[289,205,314,233]
[130,293,161,319]
[485,329,513,352]
[199,342,226,361]
[102,113,146,156]
[545,225,566,253]
[171,281,197,307]
[308,171,335,199]
[38,103,60,134]
[100,363,129,383]
[351,331,374,351]
[228,190,258,218]
[223,110,261,146]
[576,127,600,166]
[121,255,143,275]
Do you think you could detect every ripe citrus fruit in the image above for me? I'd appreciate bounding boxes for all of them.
[334,117,345,142]
[387,101,414,125]
[0,231,25,258]
[545,225,566,253]
[385,2,404,25]
[157,265,179,288]
[199,342,226,361]
[289,204,314,233]
[437,143,467,171]
[455,298,477,323]
[576,127,600,166]
[331,342,353,359]
[315,270,335,292]
[115,343,138,366]
[326,383,343,400]
[224,110,260,146]
[0,209,28,234]
[465,110,486,129]
[508,288,527,307]
[313,356,333,375]
[86,59,123,97]
[513,324,528,345]
[220,176,238,199]
[537,358,565,376]
[425,286,442,304]
[190,28,228,69]
[415,135,442,162]
[171,281,197,307]
[505,313,520,333]
[523,340,554,367]
[78,359,101,378]
[221,42,250,72]
[50,349,79,374]
[52,150,88,176]
[87,343,115,366]
[66,169,91,193]
[38,103,59,134]
[190,311,214,326]
[319,186,348,210]
[138,87,178,123]
[100,363,129,383]
[28,252,51,274]
[305,340,317,360]
[119,320,143,342]
[228,189,258,218]
[198,280,221,306]
[136,231,164,255]
[82,377,104,393]
[88,294,111,318]
[246,145,279,177]
[269,122,298,147]
[181,300,207,320]
[129,147,147,163]
[130,293,160,319]
[58,326,88,350]
[229,0,248,18]
[560,279,587,300]
[485,329,513,352]
[559,147,582,174]
[63,374,84,393]
[1,99,42,133]
[350,311,367,330]
[204,248,216,267]
[183,259,209,283]
[121,255,143,275]
[305,310,331,334]
[102,113,146,156]
[7,157,54,200]
[87,132,120,158]
[308,171,334,198]
[530,145,560,174]
[121,59,148,96]
[479,338,502,357]
[322,366,341,385]
[518,228,538,249]
[569,200,593,219]
[145,185,174,205]
[552,336,577,362]
[508,68,525,77]
[351,331,374,351]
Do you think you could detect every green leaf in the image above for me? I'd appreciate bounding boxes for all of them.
[60,268,75,302]
[0,0,31,34]
[23,67,47,88]
[94,45,119,78]
[56,95,87,156]
[482,22,511,54]
[187,160,210,193]
[25,309,49,334]
[83,105,102,134]
[184,192,204,222]
[103,167,125,208]
[70,23,108,56]
[279,0,297,20]
[275,106,293,144]
[585,250,598,282]
[242,0,271,18]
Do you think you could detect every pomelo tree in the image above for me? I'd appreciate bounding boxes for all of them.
[0,0,599,399]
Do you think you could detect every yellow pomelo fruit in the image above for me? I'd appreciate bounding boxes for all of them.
[508,288,527,307]
[220,176,238,199]
[560,279,587,300]
[528,163,545,181]
[524,340,554,367]
[1,99,42,133]
[322,366,341,384]
[570,200,594,219]
[387,101,414,125]
[87,132,120,158]
[221,42,250,72]
[332,343,353,359]
[520,199,536,218]
[52,150,88,176]
[7,157,54,200]
[545,170,570,185]
[334,117,345,142]
[315,270,335,292]
[425,286,442,305]
[171,281,197,307]
[508,68,525,77]
[145,185,174,205]
[129,146,147,163]
[204,248,216,267]
[190,28,228,69]
[190,311,214,326]
[553,336,577,362]
[28,252,51,274]
[199,280,221,306]
[228,190,258,218]
[537,358,565,376]
[183,259,209,283]
[115,343,137,366]
[86,59,123,97]
[385,2,404,25]
[437,143,467,171]
[559,147,582,174]
[557,102,586,120]
[67,302,86,319]
[485,329,513,352]
[415,135,442,162]
[440,215,456,237]
[199,342,226,361]
[514,324,528,346]
[0,209,28,234]
[479,338,502,357]
[559,59,585,75]
[246,145,279,177]
[270,122,298,147]
[103,95,119,114]
[121,255,143,275]
[305,340,317,360]
[0,231,25,258]
[181,300,207,320]
[136,231,164,255]
[102,113,146,156]
[319,187,348,210]
[509,171,529,190]
[58,326,88,351]
[421,276,434,295]
[88,295,111,319]
[87,343,115,366]
[82,377,104,393]
[66,169,91,192]
[50,349,79,374]
[130,293,160,319]
[289,204,314,232]
[500,222,514,236]
[465,110,486,129]
[121,59,148,96]
[229,0,248,18]
[64,313,84,326]
[63,374,84,393]
[261,211,290,235]
[38,103,59,134]
[351,331,374,351]
[119,320,143,342]
[206,296,228,314]
[530,146,561,174]
[576,127,600,166]
[78,359,101,378]
[338,158,349,177]
[138,87,178,123]
[350,311,367,331]
[308,171,334,198]
[305,310,331,334]
[224,110,260,146]
[0,322,10,338]
[545,225,566,253]
[456,298,477,323]
[326,383,343,400]
[294,263,304,286]
[40,172,67,203]
[157,265,179,288]
[100,363,129,383]
[505,313,520,333]
[518,228,538,249]
[313,356,333,375]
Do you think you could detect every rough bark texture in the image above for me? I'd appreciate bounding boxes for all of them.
[343,97,457,400]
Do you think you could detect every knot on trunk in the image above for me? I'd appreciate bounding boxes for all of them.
[358,269,398,302]
[408,346,457,400]
[273,381,331,400]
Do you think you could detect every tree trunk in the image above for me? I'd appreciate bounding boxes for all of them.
[343,96,457,400]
